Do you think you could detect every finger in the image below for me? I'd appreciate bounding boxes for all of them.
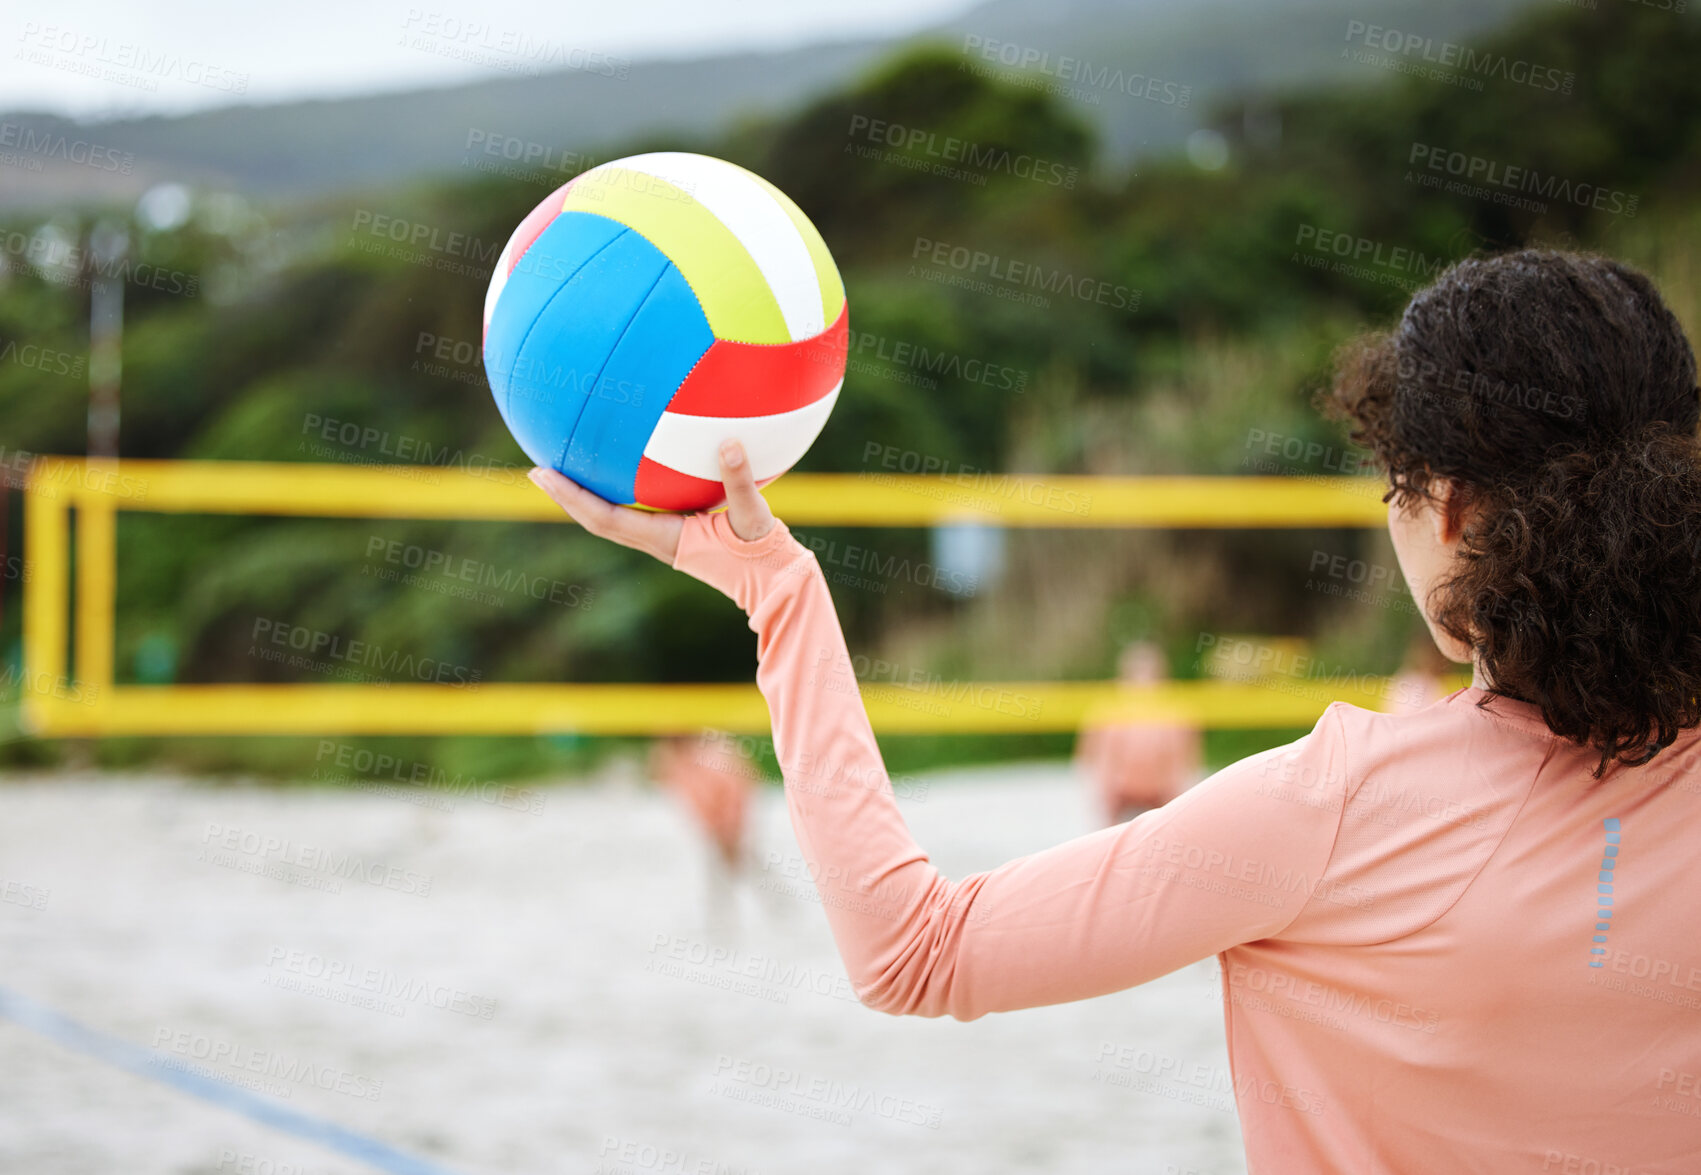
[717,440,775,541]
[528,467,621,534]
[528,467,681,562]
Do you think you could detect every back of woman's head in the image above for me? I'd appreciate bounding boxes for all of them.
[1325,248,1701,777]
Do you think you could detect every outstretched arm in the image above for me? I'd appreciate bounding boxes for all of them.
[529,446,1353,1021]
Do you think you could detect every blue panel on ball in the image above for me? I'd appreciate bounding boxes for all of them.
[563,263,713,504]
[503,220,669,468]
[484,211,628,445]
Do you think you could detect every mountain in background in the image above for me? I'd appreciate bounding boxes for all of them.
[1,0,1535,210]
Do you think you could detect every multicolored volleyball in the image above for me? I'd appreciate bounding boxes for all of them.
[482,151,848,512]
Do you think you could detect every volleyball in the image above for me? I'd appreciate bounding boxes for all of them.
[481,151,848,512]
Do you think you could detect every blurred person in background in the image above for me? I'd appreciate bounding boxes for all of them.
[649,730,756,921]
[1073,640,1204,825]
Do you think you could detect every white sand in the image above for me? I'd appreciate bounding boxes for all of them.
[0,762,1247,1175]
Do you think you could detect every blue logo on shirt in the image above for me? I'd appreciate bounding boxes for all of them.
[1588,818,1621,967]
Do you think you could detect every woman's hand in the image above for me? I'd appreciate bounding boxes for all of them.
[526,439,777,564]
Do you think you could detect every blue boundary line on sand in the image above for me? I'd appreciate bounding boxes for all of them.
[0,985,470,1175]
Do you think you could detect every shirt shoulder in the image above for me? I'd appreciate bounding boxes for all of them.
[1276,696,1542,945]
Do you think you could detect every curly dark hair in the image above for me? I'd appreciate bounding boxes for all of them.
[1322,249,1701,777]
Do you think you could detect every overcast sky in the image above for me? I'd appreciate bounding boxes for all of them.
[5,0,980,119]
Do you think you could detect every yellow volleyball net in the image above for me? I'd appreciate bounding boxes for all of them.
[20,457,1455,738]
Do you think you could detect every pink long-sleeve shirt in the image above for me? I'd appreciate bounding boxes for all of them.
[673,512,1701,1175]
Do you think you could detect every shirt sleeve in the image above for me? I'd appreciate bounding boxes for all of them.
[674,511,1355,1021]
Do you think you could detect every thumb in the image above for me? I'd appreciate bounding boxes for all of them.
[718,439,776,541]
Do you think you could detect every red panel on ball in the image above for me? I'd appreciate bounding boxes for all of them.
[666,300,848,418]
[633,456,782,513]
